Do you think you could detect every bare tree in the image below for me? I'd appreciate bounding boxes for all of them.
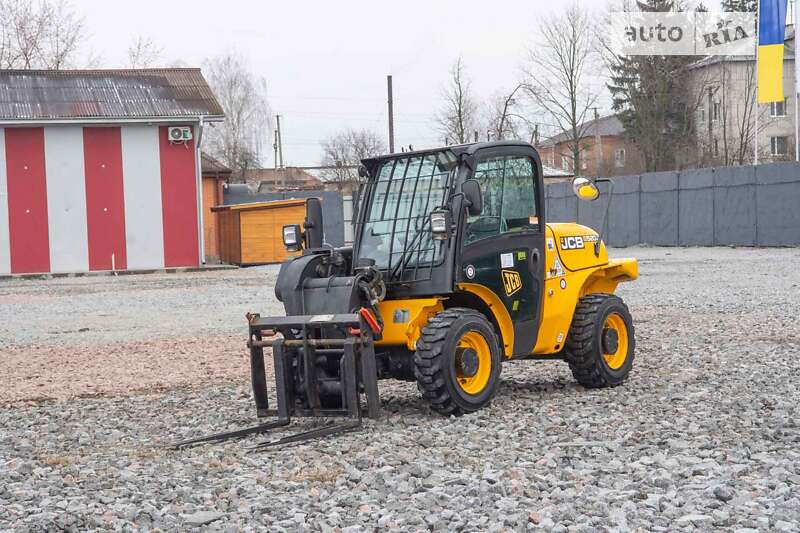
[0,0,85,69]
[523,2,599,176]
[320,129,385,191]
[486,84,533,141]
[719,60,760,166]
[203,53,273,182]
[697,60,767,167]
[437,57,479,144]
[127,36,162,69]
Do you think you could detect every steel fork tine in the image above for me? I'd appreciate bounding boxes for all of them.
[250,420,361,451]
[172,419,290,450]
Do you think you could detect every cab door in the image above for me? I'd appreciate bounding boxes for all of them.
[458,147,545,357]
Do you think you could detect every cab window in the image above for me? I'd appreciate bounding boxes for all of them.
[465,155,538,244]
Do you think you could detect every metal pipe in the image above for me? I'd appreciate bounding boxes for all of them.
[248,338,354,348]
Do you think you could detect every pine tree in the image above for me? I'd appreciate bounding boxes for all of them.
[606,0,701,171]
[721,0,757,12]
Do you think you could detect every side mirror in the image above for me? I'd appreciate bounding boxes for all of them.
[358,165,369,179]
[282,224,302,252]
[462,179,483,216]
[572,177,600,202]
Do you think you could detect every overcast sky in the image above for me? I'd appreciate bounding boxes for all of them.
[77,0,723,167]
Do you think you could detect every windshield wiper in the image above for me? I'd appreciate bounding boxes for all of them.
[388,218,430,283]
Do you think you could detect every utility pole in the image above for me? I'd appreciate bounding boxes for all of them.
[387,75,395,153]
[276,114,284,169]
[592,107,602,175]
[707,87,714,162]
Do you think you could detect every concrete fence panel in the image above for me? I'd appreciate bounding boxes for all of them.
[544,181,578,223]
[607,175,641,247]
[544,162,799,248]
[640,171,679,246]
[755,163,800,246]
[713,165,756,246]
[678,169,714,246]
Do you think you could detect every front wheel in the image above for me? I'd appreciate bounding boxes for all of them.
[565,294,635,388]
[414,308,502,416]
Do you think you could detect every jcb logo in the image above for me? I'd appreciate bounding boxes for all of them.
[560,236,585,250]
[502,270,522,296]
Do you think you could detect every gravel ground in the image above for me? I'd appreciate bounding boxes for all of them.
[0,266,284,403]
[2,246,800,532]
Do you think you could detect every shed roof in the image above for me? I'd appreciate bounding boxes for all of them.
[0,68,224,123]
[542,164,573,178]
[211,199,307,212]
[201,152,232,176]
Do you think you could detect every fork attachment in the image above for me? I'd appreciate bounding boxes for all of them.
[248,312,381,423]
[172,313,380,450]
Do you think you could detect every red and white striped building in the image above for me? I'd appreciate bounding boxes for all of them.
[0,69,224,275]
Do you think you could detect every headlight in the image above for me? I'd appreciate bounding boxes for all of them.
[282,224,302,251]
[430,210,450,240]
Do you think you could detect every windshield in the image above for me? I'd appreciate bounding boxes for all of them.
[356,152,455,279]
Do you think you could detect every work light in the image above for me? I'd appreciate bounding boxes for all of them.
[283,224,302,252]
[430,210,450,240]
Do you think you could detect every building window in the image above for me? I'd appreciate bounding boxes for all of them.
[580,154,588,170]
[700,107,706,122]
[771,136,788,156]
[614,148,626,168]
[712,101,721,122]
[770,99,787,117]
[561,156,571,170]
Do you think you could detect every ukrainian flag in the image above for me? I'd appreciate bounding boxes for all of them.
[758,0,788,103]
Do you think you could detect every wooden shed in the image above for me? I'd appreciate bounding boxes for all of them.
[212,199,307,265]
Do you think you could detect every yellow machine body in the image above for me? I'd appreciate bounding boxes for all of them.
[376,223,637,358]
[532,223,637,355]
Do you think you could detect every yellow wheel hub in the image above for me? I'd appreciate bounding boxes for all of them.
[602,313,629,370]
[455,331,492,395]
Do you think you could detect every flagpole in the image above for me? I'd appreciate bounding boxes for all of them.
[796,0,800,161]
[755,0,760,165]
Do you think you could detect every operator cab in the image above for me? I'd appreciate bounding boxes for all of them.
[356,141,545,355]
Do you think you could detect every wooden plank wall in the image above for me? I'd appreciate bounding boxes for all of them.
[217,209,241,264]
[239,205,304,264]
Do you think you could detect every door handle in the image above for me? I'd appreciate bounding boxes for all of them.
[530,248,540,266]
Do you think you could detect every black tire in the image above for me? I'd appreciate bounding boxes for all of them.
[414,308,502,416]
[565,294,635,388]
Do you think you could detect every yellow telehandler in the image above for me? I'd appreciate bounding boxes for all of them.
[176,141,637,449]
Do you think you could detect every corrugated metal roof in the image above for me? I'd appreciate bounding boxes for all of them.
[0,68,224,122]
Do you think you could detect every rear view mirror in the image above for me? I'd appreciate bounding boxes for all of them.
[462,179,483,216]
[572,177,600,202]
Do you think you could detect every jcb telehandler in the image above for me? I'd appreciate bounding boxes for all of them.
[176,141,637,449]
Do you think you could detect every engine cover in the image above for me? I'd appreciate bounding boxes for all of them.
[546,223,607,272]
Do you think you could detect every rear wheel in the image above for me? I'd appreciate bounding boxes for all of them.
[414,308,502,416]
[565,294,635,388]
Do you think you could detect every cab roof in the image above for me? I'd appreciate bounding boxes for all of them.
[361,141,537,173]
